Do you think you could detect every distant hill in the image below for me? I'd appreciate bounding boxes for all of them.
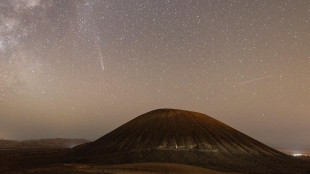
[0,138,89,149]
[70,109,310,174]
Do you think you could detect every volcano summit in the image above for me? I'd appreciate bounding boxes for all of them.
[71,109,309,173]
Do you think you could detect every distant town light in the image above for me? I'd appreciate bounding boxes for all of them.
[291,153,309,157]
[293,153,303,157]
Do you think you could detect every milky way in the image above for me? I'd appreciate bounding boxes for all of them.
[0,0,309,152]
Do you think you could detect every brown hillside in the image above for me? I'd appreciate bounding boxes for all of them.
[0,138,89,149]
[71,109,310,174]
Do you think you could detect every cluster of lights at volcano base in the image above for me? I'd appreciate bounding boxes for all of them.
[292,153,310,157]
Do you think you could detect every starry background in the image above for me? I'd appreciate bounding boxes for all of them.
[0,0,309,153]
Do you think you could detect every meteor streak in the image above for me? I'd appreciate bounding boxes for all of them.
[237,75,273,85]
[99,51,104,71]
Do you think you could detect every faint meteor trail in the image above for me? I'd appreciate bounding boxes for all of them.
[99,52,104,71]
[237,75,273,85]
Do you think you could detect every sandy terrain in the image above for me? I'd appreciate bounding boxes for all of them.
[19,162,243,174]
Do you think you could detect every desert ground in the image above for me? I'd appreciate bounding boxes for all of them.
[0,148,234,174]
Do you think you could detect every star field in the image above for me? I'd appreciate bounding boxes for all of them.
[0,0,309,152]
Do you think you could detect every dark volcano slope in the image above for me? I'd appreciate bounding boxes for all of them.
[71,109,309,174]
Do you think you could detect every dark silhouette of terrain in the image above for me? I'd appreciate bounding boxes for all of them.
[0,109,309,174]
[0,138,89,149]
[0,138,89,173]
[70,109,310,174]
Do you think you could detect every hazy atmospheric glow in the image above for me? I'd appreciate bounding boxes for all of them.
[0,0,309,152]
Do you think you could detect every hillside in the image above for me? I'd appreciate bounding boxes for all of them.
[0,138,88,149]
[71,109,310,173]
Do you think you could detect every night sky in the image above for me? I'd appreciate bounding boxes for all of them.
[0,0,309,153]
